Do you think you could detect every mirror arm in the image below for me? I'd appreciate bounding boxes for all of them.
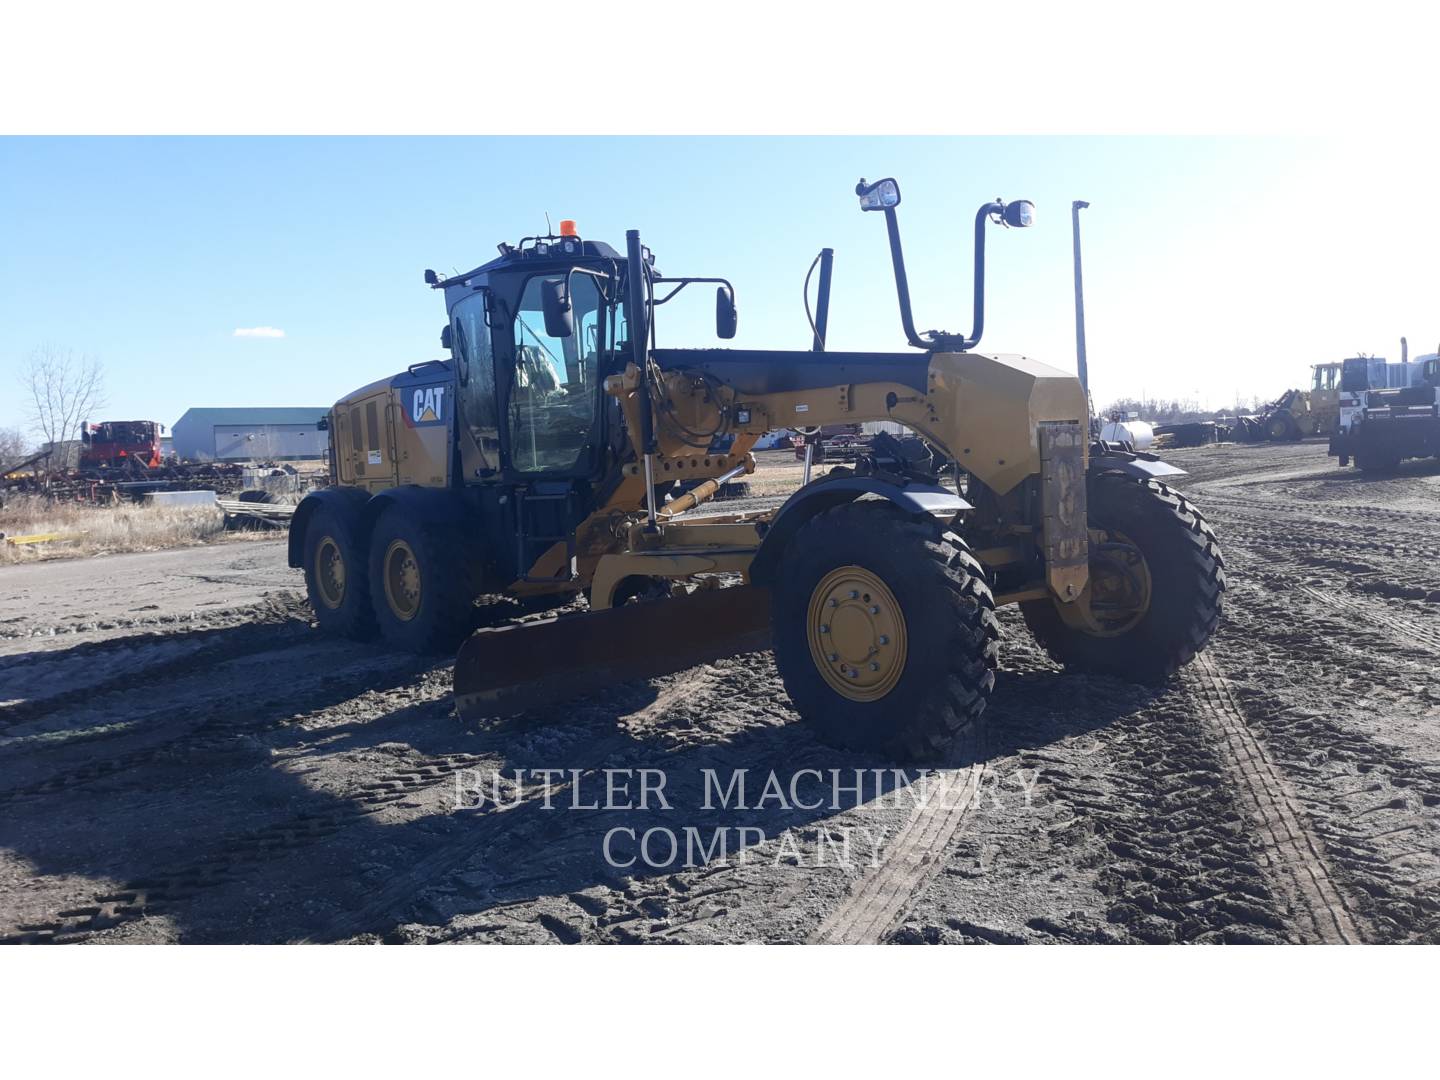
[957,201,1003,352]
[651,276,734,307]
[882,208,927,350]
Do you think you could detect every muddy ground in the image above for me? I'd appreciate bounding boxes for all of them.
[2,441,1438,944]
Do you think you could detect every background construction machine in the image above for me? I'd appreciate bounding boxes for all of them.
[289,178,1225,760]
[79,419,165,470]
[1331,351,1440,471]
[1227,363,1343,443]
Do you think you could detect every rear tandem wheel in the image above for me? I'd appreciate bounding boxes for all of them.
[302,504,377,641]
[367,508,481,653]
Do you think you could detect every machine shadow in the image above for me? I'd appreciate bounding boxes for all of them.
[275,665,1159,944]
[0,633,1157,943]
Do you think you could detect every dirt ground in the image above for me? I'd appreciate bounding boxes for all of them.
[2,440,1439,944]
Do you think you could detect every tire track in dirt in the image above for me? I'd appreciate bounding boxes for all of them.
[809,765,984,944]
[0,741,502,944]
[1201,574,1440,942]
[1197,491,1440,526]
[0,598,314,735]
[1296,585,1440,654]
[1187,653,1363,943]
[0,626,315,738]
[0,655,441,808]
[1,662,725,944]
[1214,511,1440,564]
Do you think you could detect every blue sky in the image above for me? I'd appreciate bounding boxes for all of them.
[2,136,1437,437]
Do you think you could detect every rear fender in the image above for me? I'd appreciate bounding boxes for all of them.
[748,475,969,585]
[359,484,470,535]
[288,487,370,568]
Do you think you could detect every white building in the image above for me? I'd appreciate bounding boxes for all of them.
[171,407,329,462]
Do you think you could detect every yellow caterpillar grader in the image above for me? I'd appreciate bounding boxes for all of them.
[289,178,1225,759]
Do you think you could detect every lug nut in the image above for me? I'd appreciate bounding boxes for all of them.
[819,624,829,634]
[848,590,859,599]
[845,668,858,678]
[878,635,889,645]
[869,605,879,615]
[828,598,838,608]
[827,652,838,662]
[869,662,880,672]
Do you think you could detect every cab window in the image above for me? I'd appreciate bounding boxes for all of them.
[508,273,603,473]
[452,291,501,459]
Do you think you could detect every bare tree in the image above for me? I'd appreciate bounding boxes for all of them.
[0,426,29,468]
[22,345,106,477]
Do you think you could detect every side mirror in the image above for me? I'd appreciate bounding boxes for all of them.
[716,287,738,339]
[440,324,453,351]
[541,279,573,338]
[856,177,901,211]
[1002,200,1036,228]
[424,269,439,285]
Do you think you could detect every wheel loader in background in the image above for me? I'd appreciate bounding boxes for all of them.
[289,178,1225,760]
[1229,364,1342,443]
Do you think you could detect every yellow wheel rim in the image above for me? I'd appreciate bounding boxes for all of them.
[382,538,422,621]
[806,565,908,702]
[314,536,346,610]
[1081,528,1152,637]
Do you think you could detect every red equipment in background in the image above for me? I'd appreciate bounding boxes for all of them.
[80,420,164,470]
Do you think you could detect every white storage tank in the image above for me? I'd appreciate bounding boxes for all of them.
[1099,418,1154,451]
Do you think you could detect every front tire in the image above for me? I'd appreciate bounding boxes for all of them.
[1266,412,1298,441]
[771,502,1000,761]
[368,508,480,653]
[1023,472,1224,683]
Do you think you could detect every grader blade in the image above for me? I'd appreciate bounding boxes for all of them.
[453,586,772,721]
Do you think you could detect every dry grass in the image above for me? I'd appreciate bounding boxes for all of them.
[0,494,230,564]
[743,459,841,498]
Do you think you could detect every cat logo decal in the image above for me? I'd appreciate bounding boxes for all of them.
[405,384,447,427]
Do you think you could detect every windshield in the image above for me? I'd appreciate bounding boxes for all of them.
[96,422,152,443]
[1341,358,1371,393]
[508,272,605,473]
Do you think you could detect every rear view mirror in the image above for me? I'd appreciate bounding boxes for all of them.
[856,177,901,212]
[541,279,573,338]
[716,287,737,339]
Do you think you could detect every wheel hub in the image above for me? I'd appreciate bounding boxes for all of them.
[1062,528,1152,637]
[383,539,422,621]
[806,566,907,702]
[315,536,345,609]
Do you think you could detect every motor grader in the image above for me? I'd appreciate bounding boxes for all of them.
[289,178,1225,760]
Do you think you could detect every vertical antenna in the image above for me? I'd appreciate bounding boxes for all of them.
[545,212,552,236]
